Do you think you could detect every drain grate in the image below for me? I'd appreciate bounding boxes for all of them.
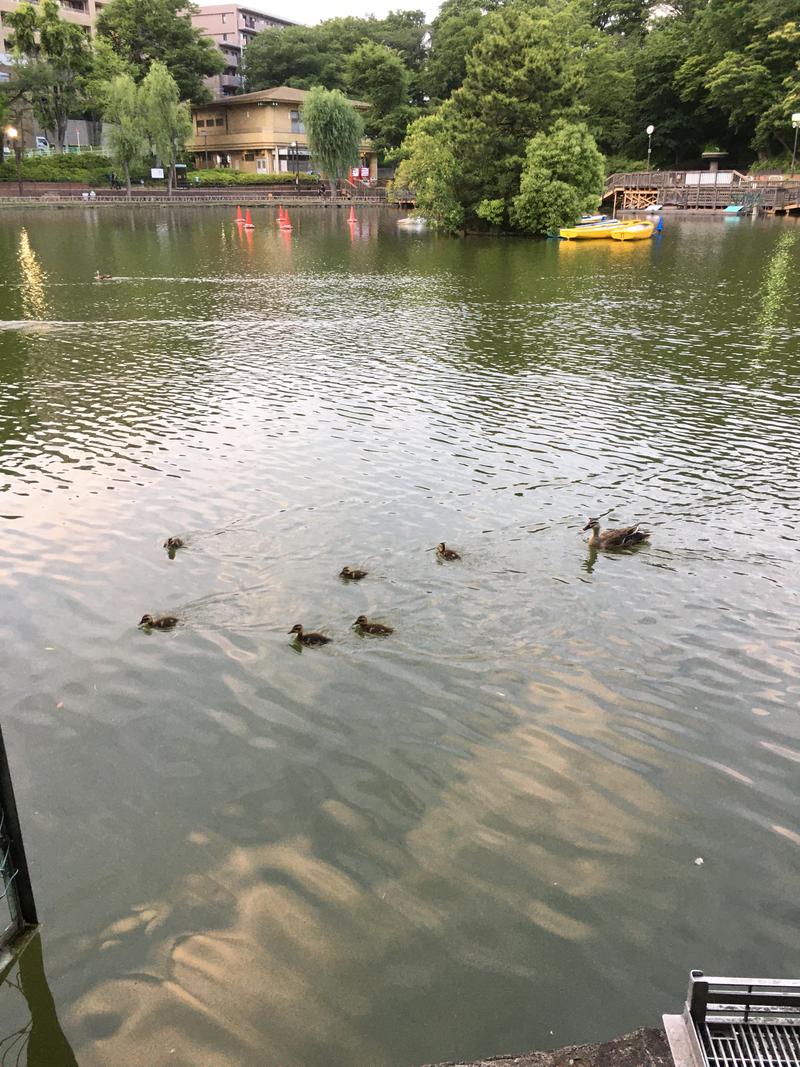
[664,972,800,1067]
[701,1021,800,1067]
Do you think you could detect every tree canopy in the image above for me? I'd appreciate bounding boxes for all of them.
[96,0,223,102]
[303,86,365,196]
[4,0,92,152]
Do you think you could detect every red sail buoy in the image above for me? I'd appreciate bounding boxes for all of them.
[277,205,284,222]
[235,205,244,224]
[279,211,292,231]
[347,206,356,224]
[244,209,255,229]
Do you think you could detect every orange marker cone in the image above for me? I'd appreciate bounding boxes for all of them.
[277,205,284,223]
[280,211,292,231]
[347,206,356,224]
[244,209,255,229]
[235,205,244,224]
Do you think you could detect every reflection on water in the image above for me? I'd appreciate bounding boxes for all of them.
[0,934,78,1066]
[16,230,48,320]
[756,231,798,350]
[0,209,798,1067]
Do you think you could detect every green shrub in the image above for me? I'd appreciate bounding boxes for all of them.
[747,156,793,174]
[186,169,320,186]
[604,155,649,175]
[0,152,115,183]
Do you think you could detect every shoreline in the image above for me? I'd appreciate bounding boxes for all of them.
[420,1026,671,1067]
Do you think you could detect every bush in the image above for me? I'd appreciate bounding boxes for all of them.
[747,156,793,174]
[511,120,606,236]
[186,169,320,186]
[604,155,649,175]
[0,152,120,184]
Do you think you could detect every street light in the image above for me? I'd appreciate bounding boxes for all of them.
[646,124,655,170]
[291,139,299,187]
[791,113,800,175]
[5,125,22,198]
[201,129,208,169]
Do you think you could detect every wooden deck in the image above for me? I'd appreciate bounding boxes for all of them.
[603,170,800,214]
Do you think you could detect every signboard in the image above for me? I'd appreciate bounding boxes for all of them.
[150,167,164,179]
[351,167,360,178]
[360,166,369,179]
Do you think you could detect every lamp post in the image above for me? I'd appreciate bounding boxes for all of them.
[291,139,298,187]
[792,113,800,175]
[201,130,208,169]
[646,124,655,170]
[5,125,22,198]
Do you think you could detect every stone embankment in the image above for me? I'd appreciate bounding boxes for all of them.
[421,1026,671,1067]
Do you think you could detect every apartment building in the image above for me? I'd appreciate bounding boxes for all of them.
[0,0,107,55]
[190,3,296,98]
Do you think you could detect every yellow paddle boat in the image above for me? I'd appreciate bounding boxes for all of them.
[610,220,655,241]
[559,218,627,240]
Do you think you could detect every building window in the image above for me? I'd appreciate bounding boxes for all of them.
[215,117,225,126]
[196,118,205,127]
[222,32,227,40]
[243,151,254,161]
[221,11,226,20]
[290,109,305,133]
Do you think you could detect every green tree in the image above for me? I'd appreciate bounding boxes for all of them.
[96,0,223,102]
[5,0,91,152]
[242,13,426,96]
[303,86,365,198]
[590,0,650,37]
[393,107,465,230]
[674,0,800,156]
[346,40,415,155]
[424,0,492,103]
[142,61,192,196]
[103,74,148,198]
[511,119,605,234]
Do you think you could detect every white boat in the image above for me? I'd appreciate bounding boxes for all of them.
[397,216,427,229]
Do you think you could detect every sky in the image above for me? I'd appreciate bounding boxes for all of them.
[196,0,442,27]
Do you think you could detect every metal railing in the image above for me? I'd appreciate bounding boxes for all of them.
[667,971,800,1067]
[0,725,37,960]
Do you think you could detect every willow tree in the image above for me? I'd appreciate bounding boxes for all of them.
[103,74,148,198]
[303,87,365,198]
[142,61,192,198]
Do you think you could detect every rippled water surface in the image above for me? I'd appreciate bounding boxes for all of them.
[0,208,798,1067]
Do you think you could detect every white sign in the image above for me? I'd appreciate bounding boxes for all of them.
[150,167,165,179]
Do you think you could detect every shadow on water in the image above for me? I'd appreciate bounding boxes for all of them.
[0,934,78,1067]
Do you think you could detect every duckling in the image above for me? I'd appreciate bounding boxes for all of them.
[582,517,651,549]
[340,566,368,580]
[354,615,393,636]
[94,270,114,281]
[288,623,331,646]
[436,541,461,561]
[139,613,179,630]
[164,536,185,551]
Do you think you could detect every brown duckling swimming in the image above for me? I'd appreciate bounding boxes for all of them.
[164,536,185,551]
[288,623,331,646]
[436,541,461,561]
[139,613,179,630]
[582,517,651,549]
[354,615,393,636]
[340,566,368,580]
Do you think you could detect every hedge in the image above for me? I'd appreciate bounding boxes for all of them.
[186,169,320,186]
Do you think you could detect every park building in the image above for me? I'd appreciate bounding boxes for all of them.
[190,86,378,180]
[190,2,296,98]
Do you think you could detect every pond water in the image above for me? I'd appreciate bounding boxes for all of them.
[0,207,798,1067]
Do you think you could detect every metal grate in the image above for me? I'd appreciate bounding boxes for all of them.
[701,1021,800,1067]
[665,972,800,1067]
